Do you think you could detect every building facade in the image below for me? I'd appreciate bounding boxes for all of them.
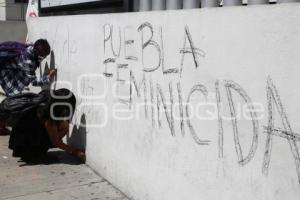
[23,1,300,200]
[0,0,28,21]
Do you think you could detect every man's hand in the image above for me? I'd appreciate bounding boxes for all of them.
[48,69,57,81]
[74,149,86,162]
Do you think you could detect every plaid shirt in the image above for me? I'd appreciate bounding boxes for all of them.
[0,46,49,96]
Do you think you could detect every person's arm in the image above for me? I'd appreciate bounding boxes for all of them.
[31,75,49,86]
[19,53,56,86]
[45,120,85,161]
[31,69,57,86]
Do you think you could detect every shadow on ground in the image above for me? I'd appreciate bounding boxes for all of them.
[17,149,84,167]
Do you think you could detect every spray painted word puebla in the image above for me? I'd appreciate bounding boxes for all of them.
[101,22,300,183]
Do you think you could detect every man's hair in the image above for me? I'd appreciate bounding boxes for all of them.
[50,88,76,120]
[33,39,50,55]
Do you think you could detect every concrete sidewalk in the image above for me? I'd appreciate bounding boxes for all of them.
[0,135,129,200]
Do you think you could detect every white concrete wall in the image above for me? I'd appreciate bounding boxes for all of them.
[27,4,300,200]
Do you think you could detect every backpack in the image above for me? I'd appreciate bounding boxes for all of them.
[0,41,31,65]
[0,90,50,126]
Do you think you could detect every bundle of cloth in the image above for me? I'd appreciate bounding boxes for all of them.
[0,89,85,162]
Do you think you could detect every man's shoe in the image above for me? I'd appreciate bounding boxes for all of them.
[12,150,23,157]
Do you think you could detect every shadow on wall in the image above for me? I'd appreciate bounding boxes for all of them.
[40,50,86,150]
[41,50,86,150]
[41,50,57,91]
[67,114,87,150]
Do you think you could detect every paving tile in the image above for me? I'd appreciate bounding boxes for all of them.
[0,136,129,200]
